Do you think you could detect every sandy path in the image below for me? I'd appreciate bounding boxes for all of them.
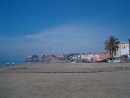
[0,63,130,98]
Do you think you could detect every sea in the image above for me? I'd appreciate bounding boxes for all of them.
[0,61,43,66]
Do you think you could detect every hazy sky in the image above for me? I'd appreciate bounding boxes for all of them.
[0,0,130,61]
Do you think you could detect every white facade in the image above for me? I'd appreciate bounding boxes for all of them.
[86,54,94,60]
[95,54,100,59]
[120,47,129,55]
[116,43,129,56]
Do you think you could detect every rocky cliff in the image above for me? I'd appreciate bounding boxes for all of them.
[24,54,74,63]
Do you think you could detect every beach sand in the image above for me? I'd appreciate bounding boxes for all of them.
[0,63,130,98]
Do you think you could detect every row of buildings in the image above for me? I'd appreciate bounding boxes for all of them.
[70,42,130,61]
[70,52,107,61]
[24,42,130,62]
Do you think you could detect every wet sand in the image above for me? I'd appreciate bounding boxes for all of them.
[0,63,130,98]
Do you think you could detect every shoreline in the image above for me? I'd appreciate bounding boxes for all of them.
[0,63,130,74]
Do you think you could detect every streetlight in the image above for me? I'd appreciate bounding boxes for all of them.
[128,37,130,59]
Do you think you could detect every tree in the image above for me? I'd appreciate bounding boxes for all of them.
[105,36,120,61]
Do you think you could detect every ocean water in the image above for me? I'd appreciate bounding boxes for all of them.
[0,61,43,66]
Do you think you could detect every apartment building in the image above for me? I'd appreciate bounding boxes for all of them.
[115,42,129,57]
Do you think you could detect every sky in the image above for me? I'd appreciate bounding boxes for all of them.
[0,0,130,61]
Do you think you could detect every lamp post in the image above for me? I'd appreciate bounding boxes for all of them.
[128,38,130,55]
[128,38,130,59]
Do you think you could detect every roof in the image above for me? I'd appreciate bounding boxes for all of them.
[101,54,111,58]
[120,42,129,44]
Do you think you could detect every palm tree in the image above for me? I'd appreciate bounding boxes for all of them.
[105,36,120,61]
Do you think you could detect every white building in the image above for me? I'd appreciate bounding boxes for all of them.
[120,46,129,55]
[116,43,129,57]
[95,54,101,60]
[86,54,94,60]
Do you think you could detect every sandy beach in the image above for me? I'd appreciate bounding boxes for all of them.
[0,63,130,98]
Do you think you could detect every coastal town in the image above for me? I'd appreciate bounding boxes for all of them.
[24,42,130,63]
[24,52,108,63]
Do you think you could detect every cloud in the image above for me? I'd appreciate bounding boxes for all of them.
[23,24,110,54]
[26,24,106,43]
[0,23,111,61]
